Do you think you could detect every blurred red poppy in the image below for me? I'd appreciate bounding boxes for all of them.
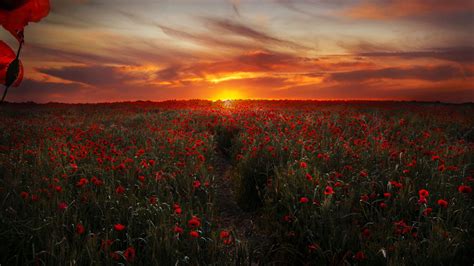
[173,225,184,234]
[354,251,366,261]
[418,189,429,198]
[76,223,85,235]
[437,199,448,208]
[189,230,199,238]
[188,216,201,228]
[20,191,28,199]
[0,41,23,87]
[114,223,125,231]
[58,202,67,211]
[0,0,50,41]
[115,185,125,194]
[422,207,433,216]
[220,230,230,239]
[299,197,309,203]
[123,246,136,262]
[458,185,472,193]
[324,186,334,195]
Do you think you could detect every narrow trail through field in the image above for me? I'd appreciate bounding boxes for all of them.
[214,154,251,235]
[213,151,270,263]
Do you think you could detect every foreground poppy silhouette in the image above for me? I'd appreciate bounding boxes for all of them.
[0,41,23,87]
[0,0,50,41]
[0,0,50,102]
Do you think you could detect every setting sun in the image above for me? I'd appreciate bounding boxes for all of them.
[211,89,244,101]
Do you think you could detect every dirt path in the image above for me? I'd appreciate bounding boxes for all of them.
[213,152,270,263]
[213,153,254,238]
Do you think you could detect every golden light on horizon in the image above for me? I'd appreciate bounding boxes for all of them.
[211,89,244,101]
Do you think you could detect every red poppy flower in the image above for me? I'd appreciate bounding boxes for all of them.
[197,154,205,162]
[418,189,429,198]
[324,186,334,195]
[149,195,157,204]
[76,223,85,235]
[305,173,313,181]
[437,199,448,208]
[123,246,136,262]
[20,191,29,199]
[220,230,230,239]
[422,207,432,216]
[76,178,89,188]
[389,180,403,189]
[115,185,125,194]
[354,251,366,261]
[300,162,307,169]
[58,202,67,211]
[173,225,184,234]
[458,185,472,193]
[189,230,199,238]
[114,223,125,231]
[193,180,201,188]
[220,230,232,245]
[173,203,182,215]
[0,41,23,87]
[188,216,201,228]
[299,197,309,203]
[91,176,103,186]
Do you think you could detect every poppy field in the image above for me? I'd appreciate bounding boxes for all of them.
[0,100,473,265]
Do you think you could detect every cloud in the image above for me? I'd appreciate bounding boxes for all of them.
[37,65,146,86]
[203,17,311,51]
[157,24,257,52]
[24,44,132,65]
[343,0,474,20]
[356,47,474,63]
[7,79,89,103]
[272,78,474,103]
[330,65,470,82]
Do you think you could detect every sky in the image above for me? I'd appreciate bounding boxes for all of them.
[1,0,474,103]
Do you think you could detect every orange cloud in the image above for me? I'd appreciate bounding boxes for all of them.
[344,0,474,20]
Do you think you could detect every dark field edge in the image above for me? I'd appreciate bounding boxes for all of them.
[0,99,473,108]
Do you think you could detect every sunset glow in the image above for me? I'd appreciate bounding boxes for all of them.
[211,89,244,101]
[0,0,473,103]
